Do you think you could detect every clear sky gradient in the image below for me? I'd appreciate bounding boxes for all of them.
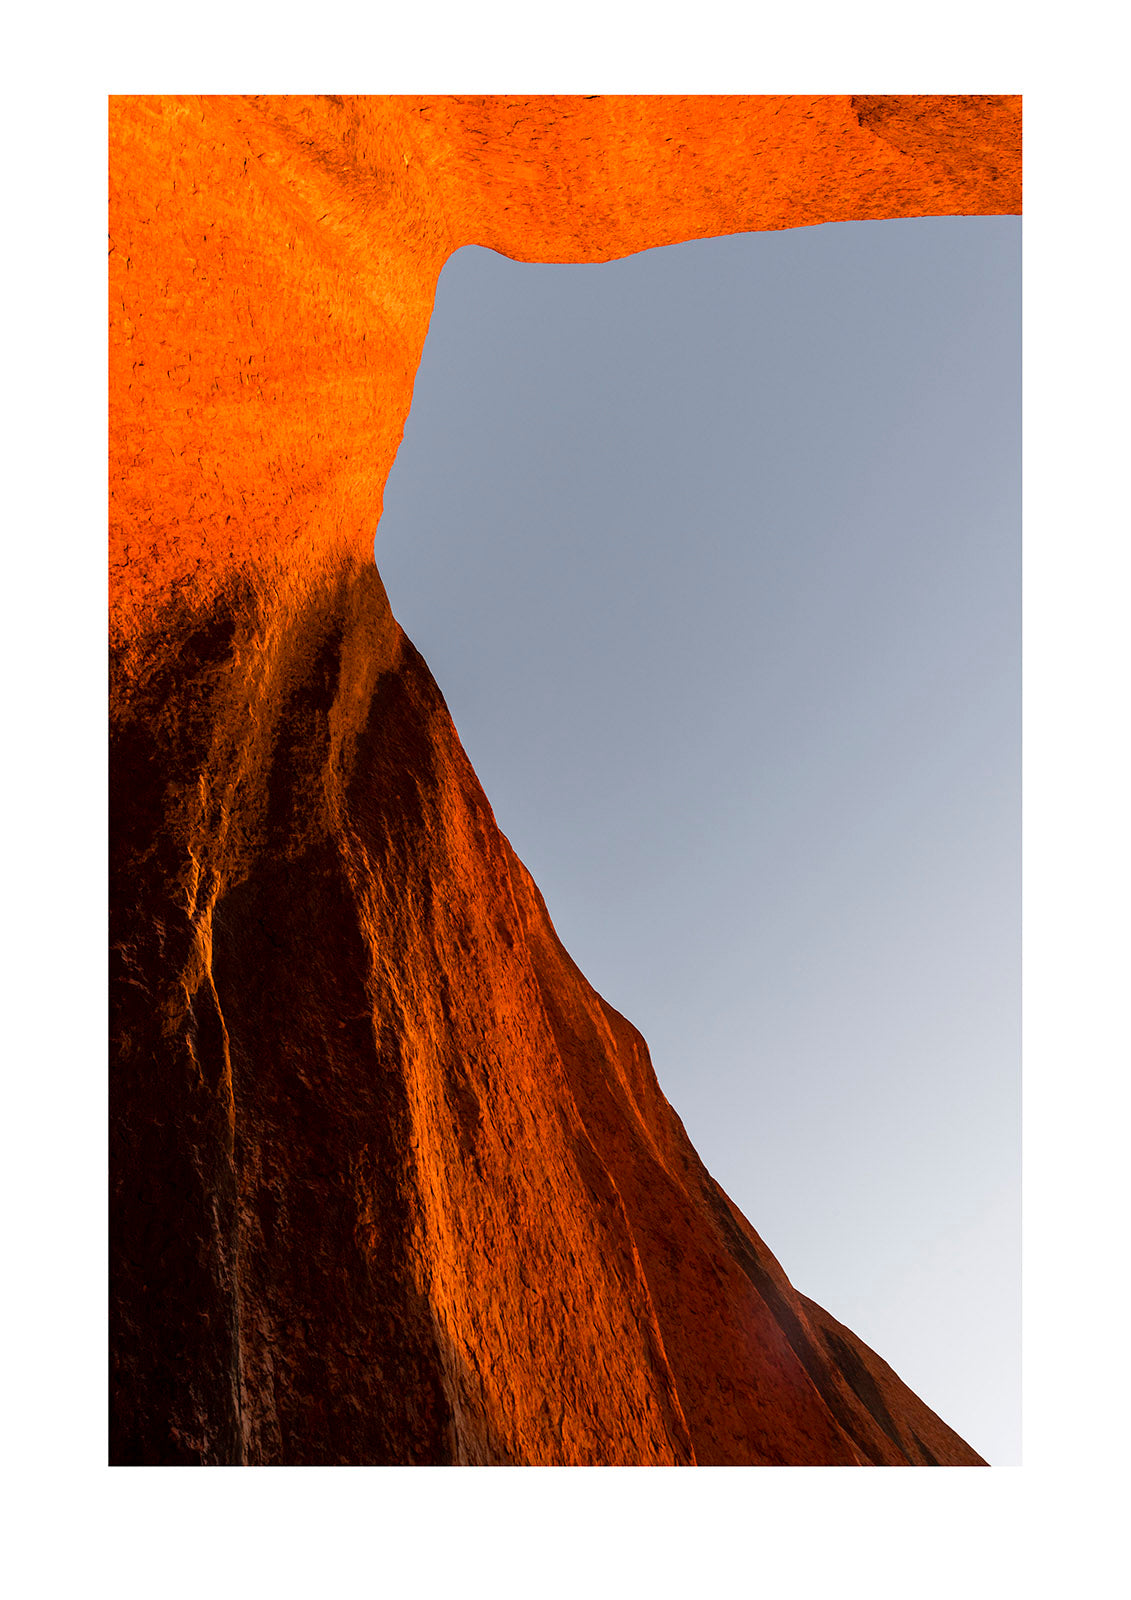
[375,216,1021,1465]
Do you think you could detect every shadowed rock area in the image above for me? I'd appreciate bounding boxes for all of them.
[109,94,1019,1465]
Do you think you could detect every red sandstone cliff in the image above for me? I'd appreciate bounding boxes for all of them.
[109,95,1018,1465]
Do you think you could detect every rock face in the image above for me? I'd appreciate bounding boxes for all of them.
[109,95,1019,1465]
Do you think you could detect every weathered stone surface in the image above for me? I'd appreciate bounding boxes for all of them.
[109,95,1018,1465]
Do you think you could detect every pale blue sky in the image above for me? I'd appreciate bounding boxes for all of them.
[375,216,1021,1464]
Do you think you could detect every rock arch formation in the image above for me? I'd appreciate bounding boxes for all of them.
[109,94,1019,1465]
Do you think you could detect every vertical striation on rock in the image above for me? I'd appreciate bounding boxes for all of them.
[109,95,1018,1465]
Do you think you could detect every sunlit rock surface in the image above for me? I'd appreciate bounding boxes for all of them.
[109,95,1018,1465]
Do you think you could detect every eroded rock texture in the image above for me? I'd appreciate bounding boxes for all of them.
[109,95,1019,1465]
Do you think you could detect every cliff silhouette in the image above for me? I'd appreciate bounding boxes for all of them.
[109,95,1019,1465]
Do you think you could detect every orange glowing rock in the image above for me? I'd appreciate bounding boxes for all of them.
[109,95,1018,1464]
